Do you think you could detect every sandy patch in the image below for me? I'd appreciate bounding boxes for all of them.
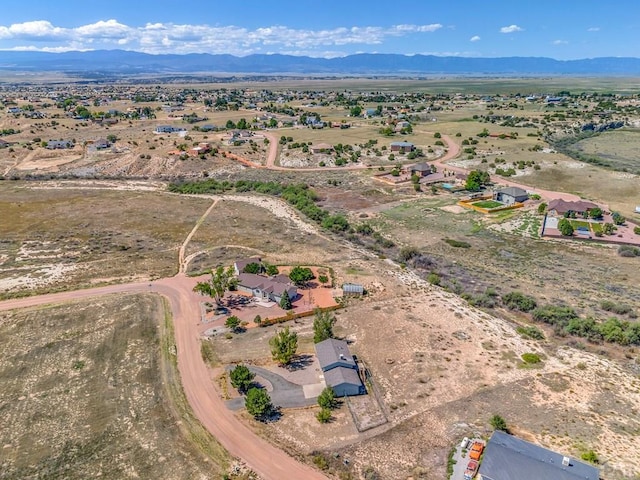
[440,205,466,214]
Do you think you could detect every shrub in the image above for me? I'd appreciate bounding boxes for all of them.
[427,273,441,286]
[490,414,508,431]
[521,352,541,364]
[600,300,634,316]
[317,387,337,410]
[618,245,640,257]
[635,226,640,235]
[398,246,420,262]
[502,291,537,312]
[516,325,545,340]
[316,407,332,423]
[443,238,471,248]
[532,305,578,327]
[581,450,599,464]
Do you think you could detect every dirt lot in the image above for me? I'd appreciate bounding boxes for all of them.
[0,293,228,479]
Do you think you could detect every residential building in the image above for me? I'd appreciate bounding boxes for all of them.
[410,162,433,178]
[390,141,415,153]
[493,186,529,205]
[154,125,186,134]
[233,257,262,276]
[311,143,334,154]
[46,140,74,149]
[315,338,366,397]
[547,199,599,217]
[342,283,364,296]
[236,273,297,304]
[478,431,599,480]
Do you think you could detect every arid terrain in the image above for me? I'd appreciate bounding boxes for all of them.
[2,78,640,480]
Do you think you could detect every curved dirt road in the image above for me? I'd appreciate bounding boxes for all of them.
[0,277,327,480]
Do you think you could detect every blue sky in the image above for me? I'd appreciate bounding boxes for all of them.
[0,0,638,58]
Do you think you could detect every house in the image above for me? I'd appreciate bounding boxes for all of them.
[233,257,262,276]
[46,140,74,149]
[342,283,364,296]
[478,431,599,480]
[315,338,366,397]
[311,143,333,154]
[236,273,297,304]
[493,186,529,205]
[547,199,599,217]
[188,142,212,156]
[7,107,21,114]
[199,124,218,132]
[390,141,415,153]
[94,138,111,150]
[154,125,186,134]
[410,163,432,178]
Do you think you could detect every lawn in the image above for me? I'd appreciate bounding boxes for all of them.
[591,222,604,234]
[569,220,591,230]
[472,200,504,209]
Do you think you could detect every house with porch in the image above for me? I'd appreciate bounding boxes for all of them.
[390,141,415,153]
[547,199,599,217]
[410,162,433,178]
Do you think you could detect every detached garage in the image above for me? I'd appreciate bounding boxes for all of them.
[315,338,365,397]
[323,367,366,397]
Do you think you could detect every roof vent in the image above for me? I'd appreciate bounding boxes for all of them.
[562,456,570,467]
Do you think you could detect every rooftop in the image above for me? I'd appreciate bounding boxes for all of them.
[315,338,357,370]
[479,431,599,480]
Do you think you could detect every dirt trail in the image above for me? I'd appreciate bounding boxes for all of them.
[178,198,219,273]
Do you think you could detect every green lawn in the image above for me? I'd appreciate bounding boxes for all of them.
[591,222,604,234]
[473,200,504,209]
[569,220,591,230]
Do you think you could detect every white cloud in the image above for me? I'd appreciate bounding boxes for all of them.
[0,19,444,56]
[553,40,568,45]
[500,24,523,34]
[587,27,600,32]
[470,35,481,42]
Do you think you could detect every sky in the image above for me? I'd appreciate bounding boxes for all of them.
[0,0,638,59]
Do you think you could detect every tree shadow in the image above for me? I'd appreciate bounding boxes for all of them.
[286,354,314,371]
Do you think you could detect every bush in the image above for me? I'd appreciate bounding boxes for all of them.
[516,325,545,340]
[443,238,471,248]
[521,352,541,364]
[532,305,578,327]
[635,226,640,235]
[427,272,441,286]
[317,387,337,410]
[581,450,599,464]
[316,407,332,423]
[502,291,537,312]
[618,245,640,257]
[398,246,420,262]
[490,414,508,431]
[600,300,634,316]
[245,387,273,420]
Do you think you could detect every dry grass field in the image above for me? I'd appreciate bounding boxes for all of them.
[0,293,228,479]
[0,182,211,297]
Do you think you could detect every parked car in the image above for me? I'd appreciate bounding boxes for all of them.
[460,437,469,449]
[469,441,484,460]
[464,459,479,480]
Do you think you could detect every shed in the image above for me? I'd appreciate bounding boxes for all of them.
[410,162,432,178]
[479,431,599,480]
[342,283,364,296]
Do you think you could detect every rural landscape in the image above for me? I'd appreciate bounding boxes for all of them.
[2,71,640,480]
[2,4,640,479]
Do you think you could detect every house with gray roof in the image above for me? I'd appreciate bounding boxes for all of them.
[390,141,415,153]
[315,338,365,397]
[233,257,262,276]
[236,273,297,304]
[478,431,599,480]
[493,186,529,205]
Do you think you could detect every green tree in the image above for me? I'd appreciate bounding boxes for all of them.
[612,211,625,225]
[490,414,508,432]
[243,262,262,274]
[289,266,315,286]
[245,387,273,420]
[433,132,441,138]
[502,291,537,312]
[349,105,362,117]
[537,202,547,215]
[588,207,603,219]
[269,326,298,366]
[557,218,574,236]
[236,118,248,129]
[603,222,615,235]
[225,119,236,129]
[318,274,329,285]
[106,134,117,143]
[581,450,599,464]
[317,387,337,409]
[193,265,235,305]
[279,291,292,310]
[265,263,279,276]
[230,364,255,393]
[313,309,336,343]
[225,315,241,332]
[465,170,489,192]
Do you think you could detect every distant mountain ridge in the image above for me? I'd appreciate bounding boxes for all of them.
[1,50,640,75]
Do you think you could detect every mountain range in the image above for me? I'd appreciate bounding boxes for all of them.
[1,50,640,75]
